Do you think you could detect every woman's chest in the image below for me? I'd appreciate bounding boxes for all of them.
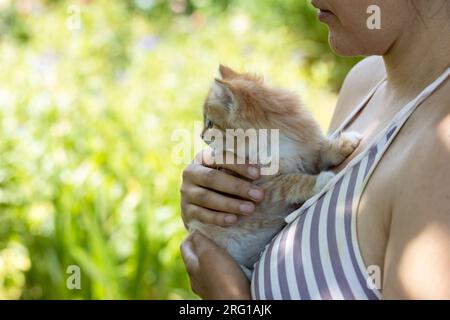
[321,94,417,289]
[339,99,434,285]
[254,125,418,299]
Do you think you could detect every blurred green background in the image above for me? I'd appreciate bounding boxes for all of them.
[0,0,360,299]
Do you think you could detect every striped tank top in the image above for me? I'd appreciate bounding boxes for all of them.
[251,67,450,300]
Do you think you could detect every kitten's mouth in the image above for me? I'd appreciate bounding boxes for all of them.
[200,133,214,146]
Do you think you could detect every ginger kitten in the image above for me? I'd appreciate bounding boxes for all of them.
[188,65,360,277]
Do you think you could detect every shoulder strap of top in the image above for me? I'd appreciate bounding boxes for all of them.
[388,67,450,130]
[330,77,386,139]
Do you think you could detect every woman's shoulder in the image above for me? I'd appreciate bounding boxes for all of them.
[389,77,450,209]
[328,56,386,133]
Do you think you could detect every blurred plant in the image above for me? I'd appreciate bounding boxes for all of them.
[244,0,362,91]
[0,0,356,299]
[0,1,31,43]
[0,243,31,299]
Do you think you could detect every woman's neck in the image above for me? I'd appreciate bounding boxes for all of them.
[383,11,450,100]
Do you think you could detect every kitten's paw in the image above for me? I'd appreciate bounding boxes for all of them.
[339,131,362,157]
[314,171,335,193]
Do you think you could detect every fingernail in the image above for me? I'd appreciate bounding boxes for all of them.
[248,188,263,201]
[240,202,255,214]
[225,215,238,224]
[247,166,259,179]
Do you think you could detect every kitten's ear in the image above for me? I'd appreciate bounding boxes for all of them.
[211,78,235,110]
[220,64,263,83]
[219,64,240,80]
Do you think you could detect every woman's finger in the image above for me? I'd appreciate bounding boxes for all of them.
[188,185,257,215]
[190,231,224,255]
[195,148,261,180]
[183,202,239,226]
[187,165,264,203]
[180,236,199,274]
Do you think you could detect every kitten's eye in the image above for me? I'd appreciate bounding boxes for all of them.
[206,120,213,129]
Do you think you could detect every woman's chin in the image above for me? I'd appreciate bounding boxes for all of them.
[328,33,367,57]
[327,27,392,57]
[328,34,353,56]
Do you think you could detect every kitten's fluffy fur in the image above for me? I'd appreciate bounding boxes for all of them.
[188,65,360,276]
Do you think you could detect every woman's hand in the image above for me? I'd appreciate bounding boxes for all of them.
[180,148,265,227]
[180,231,251,299]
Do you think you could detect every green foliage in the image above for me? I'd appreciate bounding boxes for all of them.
[239,0,362,91]
[0,0,358,299]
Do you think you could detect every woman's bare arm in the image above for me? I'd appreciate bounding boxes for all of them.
[328,56,386,134]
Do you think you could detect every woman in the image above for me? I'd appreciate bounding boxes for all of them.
[179,0,450,299]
